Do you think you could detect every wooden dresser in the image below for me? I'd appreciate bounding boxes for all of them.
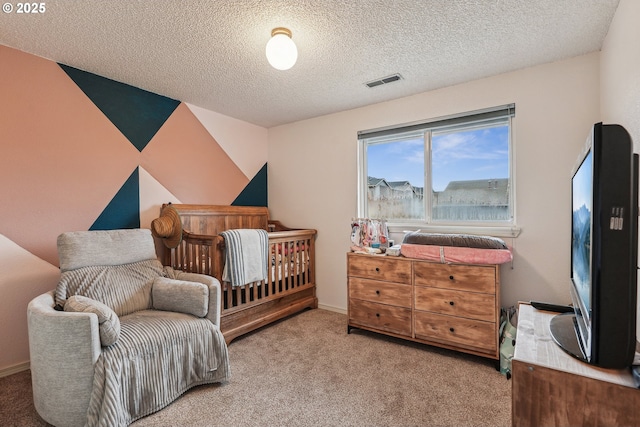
[347,252,501,360]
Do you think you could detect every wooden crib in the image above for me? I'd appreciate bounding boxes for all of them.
[158,204,317,343]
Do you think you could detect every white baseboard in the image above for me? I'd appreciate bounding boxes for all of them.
[0,361,30,378]
[318,303,347,315]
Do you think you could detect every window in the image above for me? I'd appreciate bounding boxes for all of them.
[358,104,518,236]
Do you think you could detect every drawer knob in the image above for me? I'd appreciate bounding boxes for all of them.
[449,275,454,280]
[376,313,380,317]
[449,327,455,333]
[449,301,455,306]
[375,267,380,272]
[376,290,380,295]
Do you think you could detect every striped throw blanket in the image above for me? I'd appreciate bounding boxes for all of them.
[55,259,163,316]
[220,229,269,287]
[86,310,230,426]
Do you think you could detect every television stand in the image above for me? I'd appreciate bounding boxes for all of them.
[549,312,588,364]
[512,303,640,427]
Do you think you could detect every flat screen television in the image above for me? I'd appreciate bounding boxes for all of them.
[550,122,638,369]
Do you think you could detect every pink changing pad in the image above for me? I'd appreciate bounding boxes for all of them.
[400,232,512,265]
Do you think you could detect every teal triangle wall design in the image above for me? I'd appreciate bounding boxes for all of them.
[232,163,268,207]
[90,168,140,230]
[59,64,180,152]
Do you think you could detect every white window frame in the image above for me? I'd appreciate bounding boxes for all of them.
[357,104,521,238]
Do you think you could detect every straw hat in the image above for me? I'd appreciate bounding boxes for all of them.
[151,205,183,248]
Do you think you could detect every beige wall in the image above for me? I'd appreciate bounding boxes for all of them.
[268,52,601,312]
[601,0,640,143]
[600,0,640,337]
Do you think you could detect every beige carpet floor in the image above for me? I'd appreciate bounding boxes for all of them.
[0,309,511,426]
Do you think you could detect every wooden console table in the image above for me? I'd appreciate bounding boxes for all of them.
[512,303,640,426]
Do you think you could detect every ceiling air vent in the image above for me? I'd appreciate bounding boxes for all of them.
[365,73,403,88]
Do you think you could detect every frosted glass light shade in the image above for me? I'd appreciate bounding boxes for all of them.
[266,28,298,70]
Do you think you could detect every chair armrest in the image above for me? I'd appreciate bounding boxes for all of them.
[27,291,101,427]
[173,272,222,327]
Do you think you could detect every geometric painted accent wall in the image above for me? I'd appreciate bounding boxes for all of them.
[90,168,141,230]
[233,163,268,207]
[59,64,180,152]
[0,44,269,372]
[0,44,268,266]
[58,65,268,232]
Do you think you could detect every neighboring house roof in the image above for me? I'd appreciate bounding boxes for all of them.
[368,177,390,188]
[436,178,509,205]
[371,178,424,197]
[387,180,412,188]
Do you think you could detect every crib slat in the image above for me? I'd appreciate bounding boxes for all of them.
[294,239,301,288]
[226,283,233,310]
[281,241,288,292]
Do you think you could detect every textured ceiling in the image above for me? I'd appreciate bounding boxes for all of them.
[0,0,620,128]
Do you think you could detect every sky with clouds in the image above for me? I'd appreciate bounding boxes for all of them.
[367,125,509,192]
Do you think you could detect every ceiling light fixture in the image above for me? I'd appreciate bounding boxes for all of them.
[266,27,298,71]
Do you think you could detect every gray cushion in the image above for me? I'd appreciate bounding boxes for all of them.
[64,295,121,346]
[152,277,209,318]
[57,229,158,272]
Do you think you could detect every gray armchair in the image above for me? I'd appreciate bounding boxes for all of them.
[27,229,230,427]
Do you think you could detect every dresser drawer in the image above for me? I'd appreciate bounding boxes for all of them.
[349,299,412,336]
[414,287,495,322]
[348,254,412,283]
[414,311,497,353]
[414,262,495,293]
[349,277,412,308]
